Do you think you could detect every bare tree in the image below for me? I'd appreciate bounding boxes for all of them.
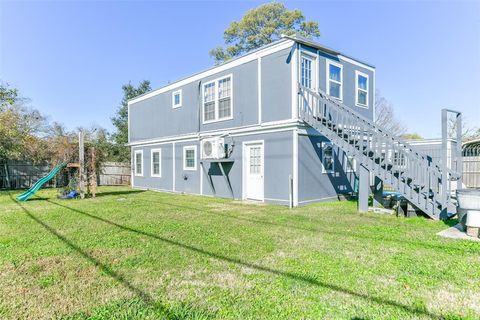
[374,90,406,136]
[446,116,478,142]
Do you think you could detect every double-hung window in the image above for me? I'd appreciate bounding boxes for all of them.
[183,146,197,171]
[172,90,182,108]
[203,75,232,123]
[151,149,161,177]
[327,61,343,100]
[355,71,369,107]
[301,56,313,89]
[322,142,334,174]
[134,150,143,176]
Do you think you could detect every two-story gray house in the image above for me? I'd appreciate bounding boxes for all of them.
[128,35,454,219]
[128,35,373,206]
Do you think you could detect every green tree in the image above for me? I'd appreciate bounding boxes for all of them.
[111,80,151,161]
[0,81,19,109]
[401,133,423,140]
[210,2,320,64]
[0,82,50,162]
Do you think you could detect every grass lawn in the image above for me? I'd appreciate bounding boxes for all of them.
[1,186,479,319]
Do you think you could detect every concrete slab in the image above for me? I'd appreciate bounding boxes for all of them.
[437,223,480,242]
[368,207,394,215]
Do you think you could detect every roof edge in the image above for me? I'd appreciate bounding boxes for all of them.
[128,38,293,105]
[282,34,375,69]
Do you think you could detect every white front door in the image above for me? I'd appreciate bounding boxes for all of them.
[244,142,264,201]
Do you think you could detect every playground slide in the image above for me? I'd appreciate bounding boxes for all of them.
[16,163,66,202]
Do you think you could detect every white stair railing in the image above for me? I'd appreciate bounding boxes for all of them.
[298,85,458,218]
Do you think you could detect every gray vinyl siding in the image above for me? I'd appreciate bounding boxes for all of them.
[129,48,293,143]
[199,61,258,131]
[300,44,375,120]
[129,82,200,142]
[202,131,292,203]
[129,39,375,206]
[131,144,174,191]
[174,141,201,194]
[297,133,356,204]
[261,48,293,123]
[131,130,293,204]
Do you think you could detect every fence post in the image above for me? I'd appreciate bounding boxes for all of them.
[358,163,370,213]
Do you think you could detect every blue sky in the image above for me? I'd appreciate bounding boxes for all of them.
[1,0,479,138]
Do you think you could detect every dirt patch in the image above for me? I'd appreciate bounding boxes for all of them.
[427,284,480,316]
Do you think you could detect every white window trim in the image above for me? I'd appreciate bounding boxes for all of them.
[183,145,197,171]
[172,89,182,109]
[151,148,162,177]
[344,153,356,173]
[300,51,318,91]
[326,60,343,101]
[134,150,143,176]
[202,74,233,124]
[355,70,369,108]
[321,142,335,174]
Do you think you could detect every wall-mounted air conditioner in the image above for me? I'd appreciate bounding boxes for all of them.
[201,137,226,160]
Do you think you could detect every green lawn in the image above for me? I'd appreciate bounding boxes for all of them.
[1,187,479,319]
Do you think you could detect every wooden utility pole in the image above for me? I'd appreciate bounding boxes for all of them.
[79,131,85,199]
[89,146,97,198]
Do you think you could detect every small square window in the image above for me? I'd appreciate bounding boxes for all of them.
[172,90,182,108]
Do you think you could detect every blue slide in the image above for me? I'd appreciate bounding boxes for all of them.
[16,163,66,202]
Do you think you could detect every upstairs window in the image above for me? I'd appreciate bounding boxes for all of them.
[151,149,161,177]
[204,83,216,121]
[134,150,143,176]
[172,90,182,108]
[203,75,232,123]
[322,142,334,173]
[327,61,343,100]
[218,77,232,118]
[301,56,312,89]
[355,71,369,107]
[183,146,197,171]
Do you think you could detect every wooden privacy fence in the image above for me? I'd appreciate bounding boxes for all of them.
[0,161,64,189]
[464,156,480,188]
[99,162,131,186]
[0,161,131,190]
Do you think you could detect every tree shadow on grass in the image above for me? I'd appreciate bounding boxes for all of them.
[9,194,214,319]
[93,189,146,198]
[140,199,480,256]
[20,197,50,202]
[45,199,444,319]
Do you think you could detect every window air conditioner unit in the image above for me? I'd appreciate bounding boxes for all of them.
[201,137,226,160]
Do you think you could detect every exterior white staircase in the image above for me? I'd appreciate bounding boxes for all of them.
[298,85,459,219]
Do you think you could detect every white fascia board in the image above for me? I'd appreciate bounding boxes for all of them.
[338,55,376,73]
[128,40,295,106]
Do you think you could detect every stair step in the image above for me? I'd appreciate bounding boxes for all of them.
[299,88,451,219]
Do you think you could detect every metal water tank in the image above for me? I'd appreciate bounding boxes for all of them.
[456,188,480,237]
